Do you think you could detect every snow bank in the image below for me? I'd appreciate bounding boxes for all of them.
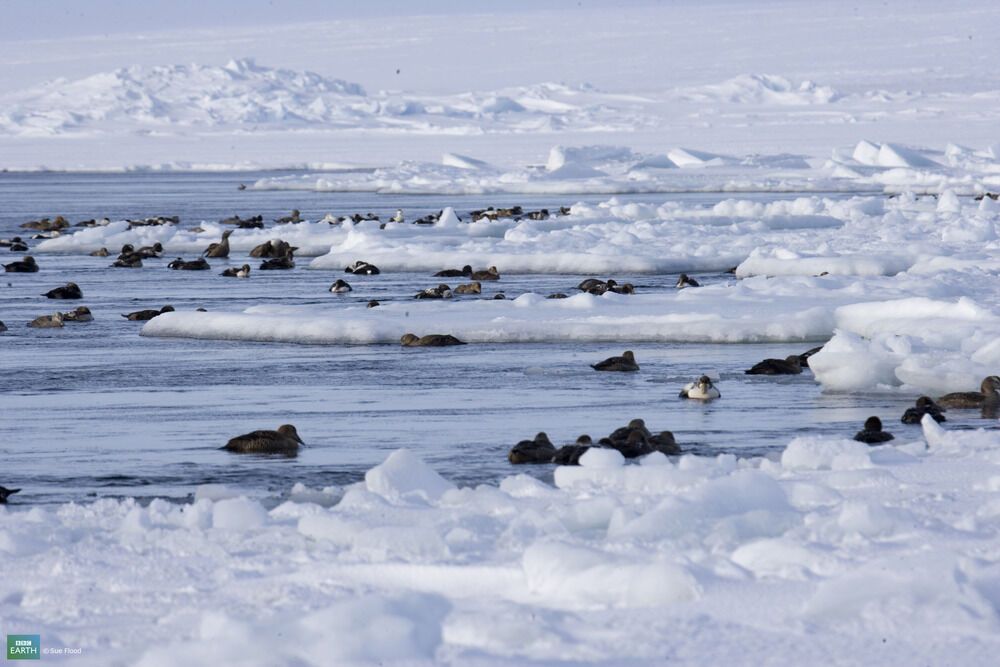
[6,427,1000,663]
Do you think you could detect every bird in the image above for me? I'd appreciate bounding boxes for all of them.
[676,273,700,288]
[203,230,233,258]
[854,416,894,444]
[42,282,83,300]
[508,432,556,464]
[400,333,466,347]
[679,375,720,400]
[259,254,295,270]
[434,265,472,278]
[470,266,500,281]
[901,396,946,424]
[123,305,174,321]
[90,247,109,257]
[591,350,639,372]
[4,256,38,272]
[0,321,6,333]
[453,282,481,295]
[329,279,352,293]
[390,209,404,223]
[937,376,1000,409]
[345,261,380,275]
[249,240,295,258]
[414,284,452,299]
[797,346,824,368]
[745,355,802,375]
[112,255,143,268]
[27,313,64,328]
[366,300,380,308]
[275,209,301,224]
[60,306,93,322]
[551,436,594,465]
[223,424,304,455]
[168,257,210,271]
[134,242,164,259]
[0,486,20,503]
[220,264,251,278]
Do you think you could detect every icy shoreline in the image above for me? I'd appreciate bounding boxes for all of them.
[3,421,1000,665]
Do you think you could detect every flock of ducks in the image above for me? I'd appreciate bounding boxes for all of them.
[3,206,1000,496]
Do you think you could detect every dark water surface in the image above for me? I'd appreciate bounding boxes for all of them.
[0,172,958,505]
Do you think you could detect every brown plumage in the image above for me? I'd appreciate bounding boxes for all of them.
[224,424,304,454]
[204,230,233,258]
[400,333,466,347]
[591,350,639,372]
[123,305,175,321]
[937,376,1000,409]
[745,355,802,375]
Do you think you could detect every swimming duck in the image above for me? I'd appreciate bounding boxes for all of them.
[329,279,352,293]
[547,293,568,299]
[676,273,700,288]
[492,293,506,300]
[224,424,304,455]
[28,312,64,328]
[249,239,295,258]
[4,256,38,272]
[168,257,210,271]
[390,209,404,223]
[43,282,83,300]
[608,283,635,295]
[203,230,233,258]
[9,240,28,251]
[679,375,720,400]
[259,253,295,270]
[90,247,109,257]
[508,432,556,464]
[551,435,593,465]
[112,255,143,268]
[400,333,466,347]
[901,396,946,424]
[0,486,19,503]
[220,264,251,278]
[854,416,894,444]
[367,300,380,308]
[0,321,6,333]
[414,284,452,299]
[135,242,164,259]
[433,265,472,278]
[454,282,481,295]
[123,305,174,321]
[345,260,380,275]
[745,355,802,375]
[470,266,500,281]
[578,278,609,292]
[0,236,24,247]
[275,209,301,224]
[797,345,824,368]
[602,430,655,458]
[60,306,93,322]
[937,376,1000,409]
[591,350,639,372]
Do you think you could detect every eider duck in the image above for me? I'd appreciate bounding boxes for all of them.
[135,242,164,259]
[591,350,639,372]
[400,333,466,347]
[390,209,405,223]
[608,282,635,295]
[28,313,64,328]
[168,257,210,271]
[60,306,93,322]
[854,416,894,444]
[676,273,700,288]
[492,293,506,300]
[90,247,109,257]
[43,282,83,300]
[433,265,472,278]
[4,256,38,273]
[508,432,556,464]
[454,282,481,295]
[275,209,301,224]
[249,239,295,258]
[552,436,593,465]
[0,321,6,333]
[123,305,174,321]
[220,264,251,278]
[937,376,1000,409]
[367,300,380,308]
[259,254,295,270]
[745,355,802,375]
[547,293,568,299]
[345,260,380,275]
[0,486,19,503]
[224,424,304,455]
[203,230,233,258]
[112,255,143,268]
[797,345,824,368]
[679,375,720,400]
[470,266,500,281]
[329,279,352,293]
[414,284,452,299]
[901,396,946,424]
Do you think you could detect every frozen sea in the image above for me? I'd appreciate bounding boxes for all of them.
[0,171,977,506]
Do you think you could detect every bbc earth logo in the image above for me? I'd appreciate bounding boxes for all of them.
[6,635,40,660]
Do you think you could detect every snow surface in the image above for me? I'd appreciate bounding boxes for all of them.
[4,422,1000,665]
